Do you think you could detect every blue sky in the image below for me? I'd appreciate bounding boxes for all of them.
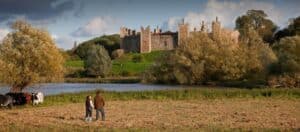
[0,0,299,49]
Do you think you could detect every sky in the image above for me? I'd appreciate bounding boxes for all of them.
[0,0,299,49]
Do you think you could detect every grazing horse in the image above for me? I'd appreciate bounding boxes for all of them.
[5,92,30,105]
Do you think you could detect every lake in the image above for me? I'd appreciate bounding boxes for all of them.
[0,83,180,95]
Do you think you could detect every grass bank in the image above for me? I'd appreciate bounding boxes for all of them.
[111,51,164,76]
[42,88,300,106]
[65,51,165,77]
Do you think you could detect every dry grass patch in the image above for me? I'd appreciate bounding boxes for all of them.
[0,99,299,131]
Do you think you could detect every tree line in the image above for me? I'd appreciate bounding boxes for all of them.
[143,10,300,88]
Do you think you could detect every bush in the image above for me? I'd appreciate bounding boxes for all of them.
[132,54,144,63]
[65,67,86,78]
[121,70,130,76]
[111,49,124,59]
[75,34,120,58]
[84,45,112,77]
[268,36,300,88]
[268,74,300,88]
[271,36,300,74]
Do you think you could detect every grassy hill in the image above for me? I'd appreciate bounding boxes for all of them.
[112,51,164,76]
[74,34,120,58]
[65,51,165,77]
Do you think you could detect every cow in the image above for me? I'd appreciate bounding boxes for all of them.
[32,92,44,105]
[0,94,13,109]
[5,92,29,105]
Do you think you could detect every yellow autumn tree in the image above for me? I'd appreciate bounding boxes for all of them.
[144,29,277,85]
[0,20,64,92]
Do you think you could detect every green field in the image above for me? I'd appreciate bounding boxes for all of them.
[65,60,84,68]
[65,51,165,76]
[41,87,299,106]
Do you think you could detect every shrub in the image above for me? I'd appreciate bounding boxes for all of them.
[84,45,112,77]
[111,49,124,59]
[268,36,300,88]
[65,67,86,78]
[268,74,300,88]
[75,34,120,58]
[271,36,300,74]
[132,54,144,63]
[121,70,131,76]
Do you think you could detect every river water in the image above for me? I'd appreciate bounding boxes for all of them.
[0,83,180,95]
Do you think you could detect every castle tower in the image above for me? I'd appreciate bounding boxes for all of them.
[212,17,221,39]
[120,27,128,38]
[120,27,128,49]
[154,26,161,34]
[200,21,206,32]
[178,19,189,45]
[140,26,151,53]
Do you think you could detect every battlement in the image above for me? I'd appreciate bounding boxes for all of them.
[120,17,239,53]
[120,27,138,38]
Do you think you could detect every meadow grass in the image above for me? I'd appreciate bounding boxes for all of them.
[65,51,165,77]
[4,87,299,131]
[1,123,286,132]
[111,51,164,76]
[65,60,84,67]
[41,88,300,107]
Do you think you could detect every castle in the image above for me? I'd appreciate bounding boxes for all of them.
[120,17,239,53]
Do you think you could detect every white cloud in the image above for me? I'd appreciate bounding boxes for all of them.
[72,16,118,37]
[162,16,182,31]
[0,28,9,42]
[51,34,58,40]
[53,35,76,50]
[165,0,299,31]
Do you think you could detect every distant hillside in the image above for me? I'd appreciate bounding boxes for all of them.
[75,34,120,58]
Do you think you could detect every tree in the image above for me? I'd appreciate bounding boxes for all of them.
[0,20,64,92]
[143,28,277,85]
[239,28,277,80]
[274,16,300,41]
[236,10,277,44]
[272,36,300,74]
[84,45,112,77]
[268,36,300,87]
[75,34,120,59]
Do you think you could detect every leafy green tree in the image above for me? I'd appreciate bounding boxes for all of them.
[236,10,277,43]
[272,36,300,74]
[274,16,300,41]
[268,36,300,87]
[75,34,120,58]
[0,20,64,92]
[84,45,112,77]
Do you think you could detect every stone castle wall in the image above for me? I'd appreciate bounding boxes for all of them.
[140,26,151,53]
[151,33,178,51]
[178,23,189,45]
[120,17,239,53]
[122,35,140,52]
